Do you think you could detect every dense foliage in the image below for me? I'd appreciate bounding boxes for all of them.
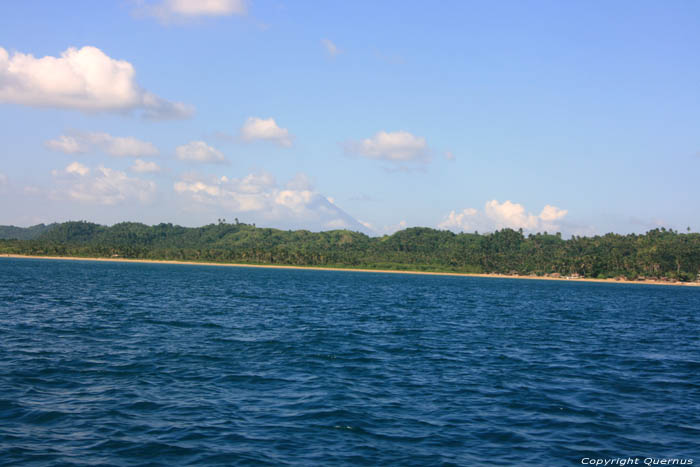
[0,223,56,240]
[2,221,700,282]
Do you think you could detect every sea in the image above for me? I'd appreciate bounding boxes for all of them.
[1,257,698,466]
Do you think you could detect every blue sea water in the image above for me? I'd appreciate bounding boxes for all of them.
[0,258,698,466]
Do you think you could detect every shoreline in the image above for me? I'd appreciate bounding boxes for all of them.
[2,254,699,287]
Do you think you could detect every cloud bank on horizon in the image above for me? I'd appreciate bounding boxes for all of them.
[50,162,156,206]
[439,201,569,234]
[173,171,369,233]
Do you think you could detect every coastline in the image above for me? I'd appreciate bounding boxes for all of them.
[2,254,699,287]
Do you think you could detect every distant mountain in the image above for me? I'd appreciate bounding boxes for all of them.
[0,223,57,240]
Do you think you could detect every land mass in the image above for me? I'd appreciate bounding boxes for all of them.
[3,254,699,287]
[1,221,699,284]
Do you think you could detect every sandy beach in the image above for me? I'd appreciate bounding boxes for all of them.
[3,254,699,287]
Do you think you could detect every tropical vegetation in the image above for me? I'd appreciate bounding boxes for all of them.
[1,221,699,282]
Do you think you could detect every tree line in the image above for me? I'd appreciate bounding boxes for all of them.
[1,220,699,282]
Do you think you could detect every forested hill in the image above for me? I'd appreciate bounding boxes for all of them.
[0,223,56,240]
[1,221,700,282]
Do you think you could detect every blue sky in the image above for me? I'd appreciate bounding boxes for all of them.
[1,0,699,235]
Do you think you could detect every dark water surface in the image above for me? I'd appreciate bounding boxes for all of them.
[1,258,698,465]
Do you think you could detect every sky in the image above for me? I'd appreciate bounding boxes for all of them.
[1,0,699,236]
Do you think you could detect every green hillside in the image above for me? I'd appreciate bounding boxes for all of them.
[2,220,699,282]
[0,223,57,240]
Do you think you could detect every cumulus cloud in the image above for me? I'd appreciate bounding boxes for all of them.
[0,46,193,119]
[45,135,84,154]
[130,159,161,173]
[51,163,156,205]
[484,200,541,231]
[240,117,293,147]
[175,141,226,163]
[45,132,159,157]
[321,39,341,57]
[139,0,247,21]
[438,200,568,233]
[345,131,428,162]
[438,209,477,231]
[538,204,568,222]
[174,171,369,232]
[63,161,90,176]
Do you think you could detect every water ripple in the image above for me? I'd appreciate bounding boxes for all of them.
[1,258,699,465]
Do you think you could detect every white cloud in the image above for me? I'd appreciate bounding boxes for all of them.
[438,209,478,231]
[174,171,370,232]
[64,161,90,176]
[445,151,456,161]
[539,204,568,222]
[240,117,293,147]
[0,46,193,119]
[438,200,568,233]
[345,131,428,162]
[275,189,315,213]
[51,163,156,205]
[45,135,84,154]
[321,39,340,57]
[175,141,226,163]
[45,132,159,157]
[131,159,161,173]
[484,200,540,230]
[140,0,247,21]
